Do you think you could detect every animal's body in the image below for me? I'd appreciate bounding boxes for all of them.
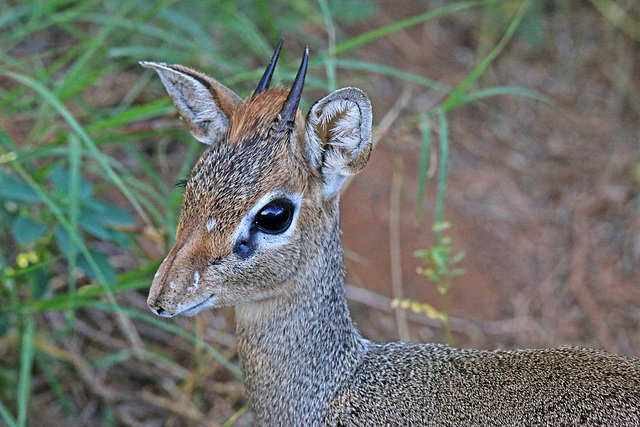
[143,41,640,426]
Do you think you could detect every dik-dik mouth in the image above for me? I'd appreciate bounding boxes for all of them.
[180,295,217,317]
[155,294,217,317]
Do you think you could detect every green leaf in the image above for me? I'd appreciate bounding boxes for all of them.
[328,0,377,24]
[432,220,451,232]
[413,249,430,259]
[78,211,112,240]
[0,313,10,337]
[90,200,136,227]
[0,172,40,203]
[450,268,466,277]
[48,165,92,200]
[28,268,50,300]
[77,249,116,286]
[12,216,48,245]
[335,59,451,93]
[452,251,466,264]
[53,225,74,260]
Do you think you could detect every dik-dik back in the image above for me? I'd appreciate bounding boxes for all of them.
[143,42,640,426]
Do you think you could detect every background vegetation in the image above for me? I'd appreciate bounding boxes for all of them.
[1,0,638,425]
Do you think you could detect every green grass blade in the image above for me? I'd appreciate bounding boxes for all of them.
[440,0,531,112]
[334,58,451,93]
[17,315,35,427]
[222,405,250,427]
[55,21,117,100]
[1,71,152,226]
[2,2,92,52]
[87,100,175,134]
[588,0,640,41]
[156,7,214,51]
[434,109,449,242]
[414,113,432,221]
[334,1,486,55]
[79,302,243,379]
[0,256,62,282]
[81,13,200,53]
[219,2,272,57]
[35,353,74,416]
[65,134,82,323]
[0,398,17,427]
[13,290,241,379]
[318,0,337,92]
[456,85,552,106]
[17,261,158,314]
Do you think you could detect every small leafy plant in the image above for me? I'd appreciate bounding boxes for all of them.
[394,222,465,345]
[0,165,136,286]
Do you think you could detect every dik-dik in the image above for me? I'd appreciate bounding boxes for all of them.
[144,42,640,426]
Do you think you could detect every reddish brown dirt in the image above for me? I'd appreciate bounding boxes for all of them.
[339,0,640,357]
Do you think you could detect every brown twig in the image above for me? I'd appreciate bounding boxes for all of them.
[389,154,410,342]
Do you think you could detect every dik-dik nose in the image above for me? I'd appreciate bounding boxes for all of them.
[148,298,172,317]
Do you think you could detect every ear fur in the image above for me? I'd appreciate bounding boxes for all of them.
[140,61,242,145]
[305,87,373,197]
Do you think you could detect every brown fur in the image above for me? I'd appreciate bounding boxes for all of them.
[228,88,304,144]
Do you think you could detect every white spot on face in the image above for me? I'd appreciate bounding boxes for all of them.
[206,219,216,233]
[154,271,159,278]
[193,271,200,290]
[187,271,200,293]
[170,281,176,289]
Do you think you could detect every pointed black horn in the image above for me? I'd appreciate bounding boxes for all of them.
[253,39,284,97]
[277,46,308,130]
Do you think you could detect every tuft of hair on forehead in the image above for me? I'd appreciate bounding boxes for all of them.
[228,87,305,144]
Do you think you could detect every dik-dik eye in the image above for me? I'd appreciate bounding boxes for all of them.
[255,199,294,234]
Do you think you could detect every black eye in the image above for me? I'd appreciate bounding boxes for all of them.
[255,199,294,234]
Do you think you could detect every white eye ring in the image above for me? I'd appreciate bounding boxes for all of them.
[232,192,303,253]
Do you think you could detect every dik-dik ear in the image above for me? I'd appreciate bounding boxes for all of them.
[305,87,373,197]
[140,61,243,145]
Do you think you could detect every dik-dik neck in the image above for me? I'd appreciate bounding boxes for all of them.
[234,206,367,425]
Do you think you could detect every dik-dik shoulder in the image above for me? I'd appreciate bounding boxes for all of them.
[326,343,640,426]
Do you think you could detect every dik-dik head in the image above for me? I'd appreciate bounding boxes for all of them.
[144,42,373,317]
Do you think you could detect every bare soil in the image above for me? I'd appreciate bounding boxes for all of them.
[341,0,640,358]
